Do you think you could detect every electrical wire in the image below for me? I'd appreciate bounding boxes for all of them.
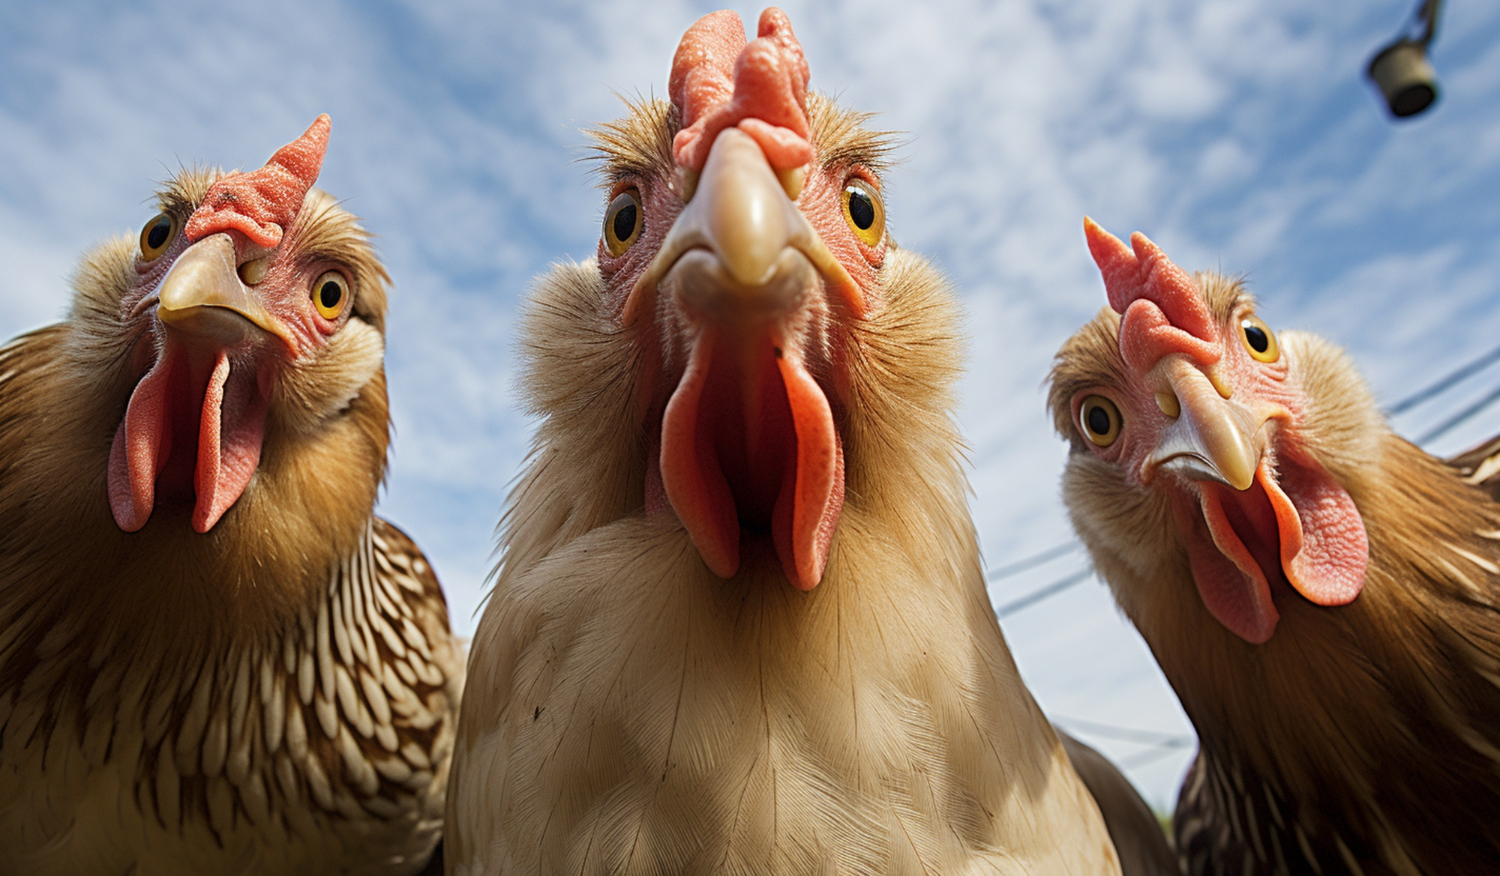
[985,541,1078,581]
[1386,341,1500,415]
[1118,740,1195,771]
[1417,381,1500,445]
[1054,715,1194,747]
[995,568,1092,618]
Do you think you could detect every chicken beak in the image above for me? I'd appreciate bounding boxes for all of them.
[639,125,852,590]
[1146,357,1265,491]
[624,126,863,326]
[155,233,295,354]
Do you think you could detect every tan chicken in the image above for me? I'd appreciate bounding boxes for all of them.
[1049,218,1500,874]
[0,116,462,875]
[446,9,1139,875]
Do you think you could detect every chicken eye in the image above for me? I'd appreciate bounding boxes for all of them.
[312,271,350,320]
[1079,395,1122,448]
[841,178,885,247]
[139,213,177,261]
[1240,314,1279,363]
[603,189,643,257]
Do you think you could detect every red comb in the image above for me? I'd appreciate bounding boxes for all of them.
[669,7,814,173]
[1084,217,1220,370]
[184,114,331,250]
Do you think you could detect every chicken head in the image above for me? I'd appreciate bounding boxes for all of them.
[1056,219,1368,643]
[605,8,880,591]
[107,116,377,533]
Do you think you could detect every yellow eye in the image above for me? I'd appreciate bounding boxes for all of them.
[139,213,177,261]
[312,271,350,320]
[603,189,642,257]
[841,178,885,247]
[1240,314,1279,363]
[1079,395,1122,447]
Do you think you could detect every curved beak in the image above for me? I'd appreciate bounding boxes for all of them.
[1145,357,1267,491]
[155,234,295,353]
[624,126,863,326]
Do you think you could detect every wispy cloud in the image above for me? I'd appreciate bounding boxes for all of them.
[2,0,1497,808]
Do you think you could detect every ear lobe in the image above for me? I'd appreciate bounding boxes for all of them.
[274,318,385,432]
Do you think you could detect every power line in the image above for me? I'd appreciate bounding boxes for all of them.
[1387,341,1500,415]
[1056,715,1196,772]
[985,541,1078,581]
[1417,380,1500,445]
[996,568,1092,618]
[1054,715,1194,747]
[1119,740,1195,771]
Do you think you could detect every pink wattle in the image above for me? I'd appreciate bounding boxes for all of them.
[659,331,844,590]
[192,353,268,533]
[1274,450,1368,605]
[108,357,173,533]
[1190,466,1282,644]
[773,353,843,590]
[660,333,741,578]
[108,346,269,533]
[1190,458,1367,644]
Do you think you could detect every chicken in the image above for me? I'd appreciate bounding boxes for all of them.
[1061,732,1180,876]
[447,8,1127,875]
[0,116,463,875]
[1049,218,1500,874]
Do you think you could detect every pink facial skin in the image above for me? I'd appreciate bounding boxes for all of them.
[605,8,887,590]
[1074,219,1367,643]
[109,115,355,534]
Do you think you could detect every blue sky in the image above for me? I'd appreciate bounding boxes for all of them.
[3,0,1498,808]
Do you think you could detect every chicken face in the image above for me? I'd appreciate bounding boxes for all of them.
[603,8,884,590]
[1051,220,1368,643]
[106,116,386,534]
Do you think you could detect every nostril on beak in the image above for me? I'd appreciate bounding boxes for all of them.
[1156,392,1181,418]
[777,166,806,201]
[674,168,700,204]
[1209,368,1233,400]
[239,258,269,286]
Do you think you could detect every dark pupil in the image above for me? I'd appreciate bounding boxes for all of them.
[1243,322,1269,353]
[146,219,171,250]
[1086,405,1113,436]
[847,189,875,230]
[612,203,638,243]
[319,281,343,311]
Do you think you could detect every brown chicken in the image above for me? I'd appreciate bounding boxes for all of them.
[1049,218,1500,874]
[0,117,463,874]
[1062,733,1182,876]
[447,8,1133,875]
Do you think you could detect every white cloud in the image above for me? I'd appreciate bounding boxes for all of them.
[3,0,1498,811]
